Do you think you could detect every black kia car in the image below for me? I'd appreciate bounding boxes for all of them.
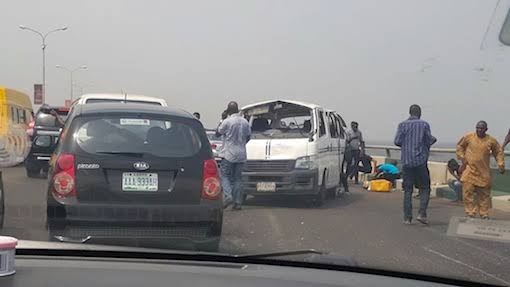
[46,103,223,251]
[26,105,69,178]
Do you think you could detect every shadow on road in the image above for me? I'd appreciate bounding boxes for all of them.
[243,192,364,209]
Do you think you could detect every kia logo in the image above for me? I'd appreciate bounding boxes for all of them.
[133,162,150,171]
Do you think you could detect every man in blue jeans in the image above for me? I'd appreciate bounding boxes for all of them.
[394,104,437,225]
[217,101,251,210]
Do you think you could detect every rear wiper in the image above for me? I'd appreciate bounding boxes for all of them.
[235,249,323,259]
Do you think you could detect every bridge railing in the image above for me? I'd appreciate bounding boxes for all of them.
[365,145,510,194]
[365,145,510,159]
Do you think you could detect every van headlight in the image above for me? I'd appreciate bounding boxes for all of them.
[295,156,317,170]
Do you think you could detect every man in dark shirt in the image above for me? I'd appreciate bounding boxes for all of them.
[394,104,436,225]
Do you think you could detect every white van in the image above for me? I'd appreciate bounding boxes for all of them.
[241,100,347,206]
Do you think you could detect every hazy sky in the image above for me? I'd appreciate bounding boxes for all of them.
[2,0,510,144]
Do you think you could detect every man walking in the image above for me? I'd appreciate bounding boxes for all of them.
[217,102,251,210]
[456,121,505,219]
[345,121,365,184]
[394,104,436,225]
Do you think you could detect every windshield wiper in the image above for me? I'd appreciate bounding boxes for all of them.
[235,249,323,259]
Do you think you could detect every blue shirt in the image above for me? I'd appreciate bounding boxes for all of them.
[378,163,400,174]
[394,116,436,168]
[217,113,251,163]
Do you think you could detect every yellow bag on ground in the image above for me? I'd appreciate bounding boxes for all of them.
[369,179,392,192]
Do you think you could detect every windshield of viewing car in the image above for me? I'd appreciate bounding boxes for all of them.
[3,1,510,286]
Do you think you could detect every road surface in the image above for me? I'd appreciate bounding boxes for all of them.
[2,166,510,285]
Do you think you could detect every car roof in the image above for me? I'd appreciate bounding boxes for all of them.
[74,103,195,119]
[76,93,167,105]
[242,99,320,110]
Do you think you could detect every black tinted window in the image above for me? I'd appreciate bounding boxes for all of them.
[35,113,60,127]
[318,111,326,137]
[75,116,202,157]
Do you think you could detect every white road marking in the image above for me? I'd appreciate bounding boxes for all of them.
[423,247,510,286]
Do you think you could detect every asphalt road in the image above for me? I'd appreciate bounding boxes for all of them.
[2,166,510,286]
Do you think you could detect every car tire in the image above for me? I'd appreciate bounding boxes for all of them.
[312,177,326,207]
[25,161,41,178]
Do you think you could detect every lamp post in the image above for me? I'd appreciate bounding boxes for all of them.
[19,25,68,104]
[56,65,88,101]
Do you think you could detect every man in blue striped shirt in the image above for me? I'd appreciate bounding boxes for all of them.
[394,104,437,225]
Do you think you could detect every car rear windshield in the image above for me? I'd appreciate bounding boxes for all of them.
[85,99,162,105]
[35,113,67,127]
[74,116,202,157]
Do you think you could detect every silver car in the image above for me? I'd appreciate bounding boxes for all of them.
[206,130,223,160]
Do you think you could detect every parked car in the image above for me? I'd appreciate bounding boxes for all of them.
[25,105,69,178]
[241,100,347,206]
[46,103,223,251]
[205,129,223,160]
[66,93,168,122]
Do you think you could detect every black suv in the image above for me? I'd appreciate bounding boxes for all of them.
[46,103,223,251]
[25,105,69,178]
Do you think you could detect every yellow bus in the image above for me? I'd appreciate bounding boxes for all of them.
[0,87,33,167]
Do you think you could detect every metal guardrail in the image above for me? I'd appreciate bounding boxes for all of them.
[366,145,510,158]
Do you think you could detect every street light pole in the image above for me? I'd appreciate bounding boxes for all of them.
[19,25,68,104]
[56,65,87,101]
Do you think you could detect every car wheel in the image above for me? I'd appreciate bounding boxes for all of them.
[26,164,41,178]
[312,178,326,207]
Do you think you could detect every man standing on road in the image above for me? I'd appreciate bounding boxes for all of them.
[345,121,365,184]
[456,121,505,219]
[394,104,436,225]
[217,102,251,210]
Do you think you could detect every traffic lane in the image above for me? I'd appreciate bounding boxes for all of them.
[2,166,510,285]
[222,191,510,286]
[1,166,48,241]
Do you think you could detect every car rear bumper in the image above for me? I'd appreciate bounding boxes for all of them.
[47,200,223,242]
[25,153,52,171]
[242,169,318,196]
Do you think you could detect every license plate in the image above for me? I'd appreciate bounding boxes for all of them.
[122,172,158,192]
[257,182,276,192]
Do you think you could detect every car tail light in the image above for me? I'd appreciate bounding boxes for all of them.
[202,159,221,200]
[52,153,76,198]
